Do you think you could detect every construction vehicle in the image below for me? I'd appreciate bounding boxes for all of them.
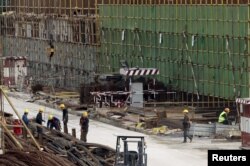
[115,136,147,166]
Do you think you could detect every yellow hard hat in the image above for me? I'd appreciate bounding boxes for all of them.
[224,108,230,112]
[48,115,53,120]
[59,104,65,109]
[82,111,88,117]
[39,107,44,112]
[24,109,29,113]
[183,109,189,113]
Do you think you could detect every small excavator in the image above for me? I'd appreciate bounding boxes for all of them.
[114,136,147,166]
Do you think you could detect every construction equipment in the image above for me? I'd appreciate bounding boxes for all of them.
[115,136,147,166]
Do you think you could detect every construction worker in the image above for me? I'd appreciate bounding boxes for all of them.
[22,109,30,126]
[182,109,193,143]
[80,111,89,142]
[47,115,61,131]
[22,109,30,138]
[59,104,68,134]
[13,115,22,136]
[218,108,230,125]
[35,107,45,134]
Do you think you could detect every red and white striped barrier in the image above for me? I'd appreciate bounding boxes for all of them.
[236,98,250,148]
[236,98,250,105]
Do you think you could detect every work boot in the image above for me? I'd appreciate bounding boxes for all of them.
[182,140,187,143]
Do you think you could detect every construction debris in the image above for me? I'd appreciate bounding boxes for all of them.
[152,126,168,135]
[0,150,76,166]
[40,128,116,166]
[2,122,116,166]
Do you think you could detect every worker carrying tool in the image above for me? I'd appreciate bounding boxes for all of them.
[47,115,61,131]
[59,104,68,134]
[80,111,89,142]
[36,107,45,134]
[13,115,22,136]
[182,109,193,143]
[218,108,230,125]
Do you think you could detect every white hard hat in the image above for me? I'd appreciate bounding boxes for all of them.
[13,115,19,120]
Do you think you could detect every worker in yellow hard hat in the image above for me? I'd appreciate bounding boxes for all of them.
[59,104,65,109]
[48,114,53,120]
[218,108,230,125]
[82,111,88,117]
[22,108,32,137]
[79,111,89,142]
[47,114,61,131]
[183,109,189,113]
[35,107,45,134]
[59,103,68,134]
[22,109,30,126]
[182,109,193,143]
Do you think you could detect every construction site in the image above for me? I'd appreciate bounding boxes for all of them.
[0,0,250,166]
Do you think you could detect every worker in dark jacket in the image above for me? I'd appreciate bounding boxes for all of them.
[59,104,68,134]
[182,109,193,143]
[35,107,45,134]
[47,115,61,131]
[80,111,89,142]
[218,108,230,125]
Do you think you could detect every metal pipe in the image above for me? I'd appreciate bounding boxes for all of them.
[5,124,24,128]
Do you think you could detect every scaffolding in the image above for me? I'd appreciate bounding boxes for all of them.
[0,0,249,107]
[0,0,99,90]
[97,0,250,108]
[0,87,4,154]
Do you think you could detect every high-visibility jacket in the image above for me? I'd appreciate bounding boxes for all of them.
[218,111,227,123]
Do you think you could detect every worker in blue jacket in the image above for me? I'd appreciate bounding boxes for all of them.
[47,115,61,131]
[22,108,30,137]
[22,109,30,126]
